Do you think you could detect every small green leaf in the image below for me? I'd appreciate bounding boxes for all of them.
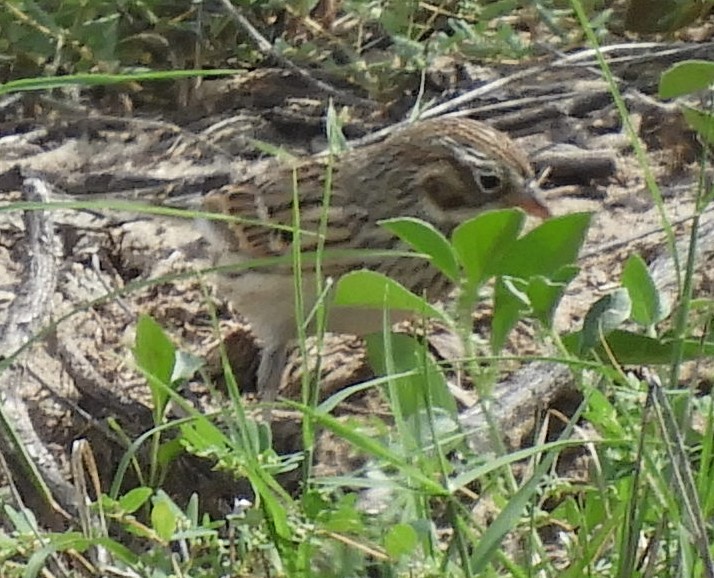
[621,254,669,326]
[186,493,199,527]
[659,60,714,99]
[527,268,578,329]
[583,388,624,437]
[134,314,175,386]
[495,213,592,278]
[682,106,714,146]
[171,350,204,383]
[580,289,632,353]
[321,497,364,533]
[451,208,524,288]
[4,505,38,533]
[325,100,349,153]
[333,270,446,321]
[303,490,331,520]
[384,523,419,559]
[179,416,228,453]
[381,217,460,281]
[151,498,177,542]
[157,438,184,469]
[118,487,153,514]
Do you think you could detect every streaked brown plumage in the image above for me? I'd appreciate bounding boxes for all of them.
[199,117,550,398]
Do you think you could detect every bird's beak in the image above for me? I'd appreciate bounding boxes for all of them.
[505,182,551,219]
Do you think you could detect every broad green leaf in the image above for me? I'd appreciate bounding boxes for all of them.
[492,276,530,353]
[134,314,174,385]
[495,213,592,278]
[451,208,524,288]
[381,217,460,281]
[659,60,714,99]
[579,289,632,353]
[385,523,419,559]
[625,0,707,34]
[621,254,669,326]
[366,333,457,419]
[564,329,714,364]
[333,270,446,321]
[405,409,461,454]
[682,106,714,146]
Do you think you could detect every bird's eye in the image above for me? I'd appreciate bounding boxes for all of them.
[479,174,502,193]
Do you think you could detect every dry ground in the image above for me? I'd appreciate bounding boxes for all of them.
[2,42,714,518]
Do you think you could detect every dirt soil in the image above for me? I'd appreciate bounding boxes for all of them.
[2,41,714,521]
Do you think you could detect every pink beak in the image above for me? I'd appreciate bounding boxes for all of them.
[505,184,551,218]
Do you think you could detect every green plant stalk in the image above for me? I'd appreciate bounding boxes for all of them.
[148,374,166,489]
[658,154,711,576]
[566,8,712,572]
[122,296,295,545]
[617,388,653,578]
[453,279,554,565]
[299,150,335,492]
[454,285,521,493]
[669,153,710,403]
[107,417,146,489]
[299,105,346,493]
[650,381,714,577]
[0,70,237,96]
[699,395,714,514]
[412,310,468,565]
[284,400,448,495]
[288,164,315,497]
[668,212,699,388]
[0,403,71,524]
[446,500,474,578]
[381,309,407,442]
[568,0,681,293]
[200,283,270,472]
[196,281,247,446]
[110,416,192,500]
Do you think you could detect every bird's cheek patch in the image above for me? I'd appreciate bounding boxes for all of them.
[418,162,471,210]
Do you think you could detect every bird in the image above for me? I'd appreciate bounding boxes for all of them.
[196,117,551,399]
